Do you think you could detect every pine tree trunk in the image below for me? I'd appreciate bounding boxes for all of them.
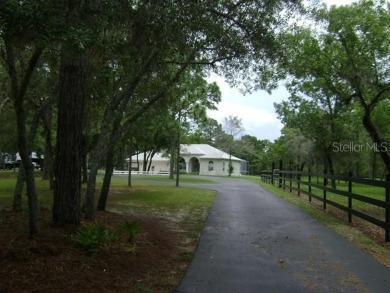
[52,51,85,226]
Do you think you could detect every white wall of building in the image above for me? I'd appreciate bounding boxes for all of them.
[128,144,245,176]
[198,159,241,176]
[143,157,242,176]
[131,160,170,173]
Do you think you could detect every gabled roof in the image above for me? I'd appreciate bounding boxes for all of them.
[129,144,243,162]
[129,152,169,162]
[180,144,242,161]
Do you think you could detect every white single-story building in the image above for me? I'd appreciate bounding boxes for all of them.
[129,144,247,176]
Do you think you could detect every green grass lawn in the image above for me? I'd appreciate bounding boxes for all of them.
[239,175,261,184]
[0,170,216,240]
[112,173,217,185]
[0,170,53,207]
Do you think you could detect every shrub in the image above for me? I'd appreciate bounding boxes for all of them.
[120,220,140,243]
[71,220,141,253]
[71,224,117,253]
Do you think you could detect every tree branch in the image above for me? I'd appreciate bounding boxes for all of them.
[4,40,44,103]
[18,46,44,101]
[104,49,158,122]
[164,53,239,67]
[111,52,196,147]
[372,83,390,107]
[206,7,252,38]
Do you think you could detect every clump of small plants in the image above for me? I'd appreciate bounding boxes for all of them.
[119,220,140,243]
[71,220,140,253]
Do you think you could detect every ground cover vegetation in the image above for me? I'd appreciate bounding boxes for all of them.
[0,171,216,292]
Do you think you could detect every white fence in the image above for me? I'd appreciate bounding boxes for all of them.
[113,170,169,176]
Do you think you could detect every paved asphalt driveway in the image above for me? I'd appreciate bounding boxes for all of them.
[177,177,390,293]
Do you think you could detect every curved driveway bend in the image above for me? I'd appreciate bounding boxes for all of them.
[177,177,390,293]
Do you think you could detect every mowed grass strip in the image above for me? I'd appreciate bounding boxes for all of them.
[111,173,216,185]
[108,185,215,209]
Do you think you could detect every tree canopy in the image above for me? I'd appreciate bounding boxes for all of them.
[0,0,297,234]
[268,0,390,178]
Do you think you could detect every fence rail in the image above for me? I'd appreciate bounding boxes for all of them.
[113,170,169,176]
[260,169,390,242]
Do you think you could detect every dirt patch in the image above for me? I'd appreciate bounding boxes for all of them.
[0,209,192,293]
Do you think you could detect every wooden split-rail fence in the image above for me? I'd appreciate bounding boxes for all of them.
[260,169,390,242]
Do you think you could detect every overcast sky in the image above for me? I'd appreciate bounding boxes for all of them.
[207,0,358,142]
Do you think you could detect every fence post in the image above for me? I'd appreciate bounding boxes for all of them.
[308,168,312,202]
[271,162,275,185]
[279,159,283,188]
[386,174,390,242]
[323,168,327,210]
[348,171,353,223]
[297,168,301,196]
